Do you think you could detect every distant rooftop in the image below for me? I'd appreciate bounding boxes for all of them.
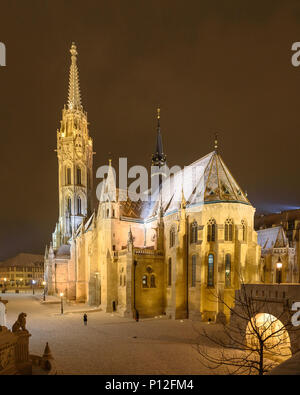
[0,253,44,268]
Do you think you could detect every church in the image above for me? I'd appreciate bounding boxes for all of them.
[44,43,261,321]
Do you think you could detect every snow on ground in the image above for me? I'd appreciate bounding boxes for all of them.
[3,292,248,375]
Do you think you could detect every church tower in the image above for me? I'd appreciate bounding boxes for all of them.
[53,43,93,248]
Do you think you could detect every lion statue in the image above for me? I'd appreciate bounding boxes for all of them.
[12,312,27,332]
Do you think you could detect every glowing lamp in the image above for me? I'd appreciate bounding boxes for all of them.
[60,292,64,297]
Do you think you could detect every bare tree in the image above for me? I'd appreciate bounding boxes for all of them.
[195,280,299,375]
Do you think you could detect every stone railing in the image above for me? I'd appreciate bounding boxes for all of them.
[134,248,163,257]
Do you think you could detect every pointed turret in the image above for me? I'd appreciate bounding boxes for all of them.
[128,226,133,245]
[44,245,48,260]
[68,42,82,111]
[43,342,53,360]
[151,107,166,167]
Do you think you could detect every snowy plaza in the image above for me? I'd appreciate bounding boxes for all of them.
[4,292,228,375]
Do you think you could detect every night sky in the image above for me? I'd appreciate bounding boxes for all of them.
[1,0,300,260]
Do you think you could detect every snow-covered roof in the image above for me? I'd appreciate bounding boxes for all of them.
[257,226,288,250]
[144,150,250,218]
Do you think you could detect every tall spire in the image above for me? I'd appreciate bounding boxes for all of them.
[68,42,82,111]
[152,106,166,167]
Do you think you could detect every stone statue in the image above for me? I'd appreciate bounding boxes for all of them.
[12,313,27,332]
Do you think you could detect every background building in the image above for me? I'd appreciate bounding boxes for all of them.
[0,253,44,289]
[255,210,300,284]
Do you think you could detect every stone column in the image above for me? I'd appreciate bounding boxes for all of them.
[14,331,32,375]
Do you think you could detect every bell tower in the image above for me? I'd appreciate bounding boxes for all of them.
[53,43,93,248]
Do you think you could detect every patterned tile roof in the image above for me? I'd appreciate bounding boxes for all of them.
[257,226,288,251]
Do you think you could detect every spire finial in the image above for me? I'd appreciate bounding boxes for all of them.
[157,106,161,130]
[70,42,78,57]
[214,132,218,152]
[68,42,82,111]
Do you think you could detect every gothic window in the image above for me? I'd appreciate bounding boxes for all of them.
[225,254,231,287]
[190,221,198,244]
[150,275,156,288]
[168,258,172,286]
[77,197,82,215]
[123,275,126,286]
[207,253,214,287]
[225,218,234,241]
[67,197,72,214]
[66,167,71,185]
[77,167,82,185]
[192,255,196,287]
[170,227,175,248]
[106,209,109,218]
[241,220,247,242]
[207,218,216,242]
[142,275,148,288]
[120,275,122,286]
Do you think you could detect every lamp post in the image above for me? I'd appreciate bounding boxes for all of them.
[60,292,64,314]
[32,279,36,295]
[276,257,282,285]
[42,281,46,301]
[3,277,7,292]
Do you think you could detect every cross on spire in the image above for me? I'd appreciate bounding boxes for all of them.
[68,42,82,111]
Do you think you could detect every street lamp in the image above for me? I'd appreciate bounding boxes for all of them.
[3,278,7,292]
[42,281,46,301]
[276,257,283,285]
[60,292,64,314]
[32,279,36,295]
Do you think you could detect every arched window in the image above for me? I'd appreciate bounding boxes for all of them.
[106,209,109,218]
[225,218,234,241]
[123,275,126,286]
[242,220,247,242]
[77,167,82,185]
[190,221,198,244]
[192,255,196,287]
[168,258,172,286]
[142,275,148,288]
[207,253,214,287]
[67,197,72,214]
[77,197,82,215]
[150,275,156,288]
[170,227,175,248]
[66,167,72,185]
[225,254,231,287]
[120,275,122,286]
[207,218,216,242]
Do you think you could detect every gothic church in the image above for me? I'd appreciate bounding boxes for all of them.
[44,44,261,321]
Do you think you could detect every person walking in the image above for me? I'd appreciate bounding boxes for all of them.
[135,309,139,322]
[83,313,87,326]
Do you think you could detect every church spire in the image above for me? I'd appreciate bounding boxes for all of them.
[151,107,166,167]
[68,42,82,111]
